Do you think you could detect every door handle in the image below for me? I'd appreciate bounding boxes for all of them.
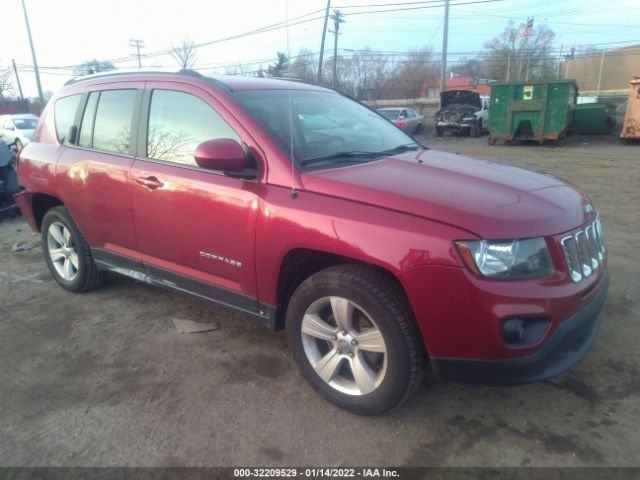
[136,176,164,190]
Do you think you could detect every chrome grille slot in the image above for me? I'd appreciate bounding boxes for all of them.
[560,218,605,283]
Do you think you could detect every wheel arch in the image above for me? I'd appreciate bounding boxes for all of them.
[32,193,63,231]
[273,248,417,336]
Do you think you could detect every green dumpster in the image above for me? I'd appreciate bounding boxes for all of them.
[488,80,577,145]
[574,103,612,135]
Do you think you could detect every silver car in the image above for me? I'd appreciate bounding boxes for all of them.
[0,114,39,150]
[378,107,424,134]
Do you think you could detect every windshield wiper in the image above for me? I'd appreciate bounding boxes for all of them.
[300,151,379,166]
[375,143,423,156]
[300,144,425,167]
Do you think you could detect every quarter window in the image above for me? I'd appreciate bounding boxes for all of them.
[92,89,137,154]
[54,94,81,144]
[147,89,239,167]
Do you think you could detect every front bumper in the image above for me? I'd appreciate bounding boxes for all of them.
[431,272,609,384]
[436,121,473,130]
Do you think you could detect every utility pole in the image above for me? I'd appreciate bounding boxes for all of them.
[317,0,331,83]
[20,0,44,106]
[329,10,345,89]
[12,59,25,101]
[439,0,450,93]
[596,49,606,98]
[556,43,563,79]
[129,39,145,69]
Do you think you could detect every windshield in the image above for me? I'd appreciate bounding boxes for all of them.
[13,118,38,130]
[234,90,417,168]
[378,109,400,120]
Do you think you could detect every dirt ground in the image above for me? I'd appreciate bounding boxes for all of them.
[1,134,638,467]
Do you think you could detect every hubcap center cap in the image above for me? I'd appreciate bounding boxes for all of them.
[336,333,355,354]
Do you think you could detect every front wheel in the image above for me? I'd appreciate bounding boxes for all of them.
[41,206,104,292]
[286,265,424,415]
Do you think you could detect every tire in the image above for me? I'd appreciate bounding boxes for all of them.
[286,264,424,415]
[471,121,480,138]
[41,206,104,292]
[435,126,444,137]
[414,123,423,134]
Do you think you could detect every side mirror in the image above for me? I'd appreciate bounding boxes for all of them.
[194,138,245,172]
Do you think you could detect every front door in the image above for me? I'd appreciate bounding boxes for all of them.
[130,83,260,313]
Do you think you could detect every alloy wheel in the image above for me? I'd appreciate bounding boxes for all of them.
[300,296,388,396]
[47,221,79,281]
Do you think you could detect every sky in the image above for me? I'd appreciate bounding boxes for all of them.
[2,0,639,98]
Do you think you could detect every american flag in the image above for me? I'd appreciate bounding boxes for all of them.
[519,17,534,39]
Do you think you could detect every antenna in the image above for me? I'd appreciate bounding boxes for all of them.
[286,0,298,200]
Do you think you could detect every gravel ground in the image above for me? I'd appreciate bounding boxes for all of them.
[0,134,638,467]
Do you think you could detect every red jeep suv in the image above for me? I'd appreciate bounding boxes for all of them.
[15,72,608,415]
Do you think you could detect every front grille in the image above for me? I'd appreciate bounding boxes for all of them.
[560,218,606,283]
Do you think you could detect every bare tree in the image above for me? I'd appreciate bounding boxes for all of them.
[389,47,437,99]
[224,64,255,76]
[0,67,13,99]
[73,59,116,76]
[289,48,316,82]
[482,20,556,82]
[170,38,197,70]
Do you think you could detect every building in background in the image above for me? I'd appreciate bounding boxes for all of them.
[561,44,640,97]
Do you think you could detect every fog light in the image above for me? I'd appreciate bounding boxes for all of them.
[500,317,550,346]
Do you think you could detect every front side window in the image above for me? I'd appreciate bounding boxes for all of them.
[235,90,418,169]
[92,89,137,154]
[55,94,82,144]
[147,89,239,167]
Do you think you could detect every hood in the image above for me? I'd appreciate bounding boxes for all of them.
[440,90,481,109]
[301,150,591,239]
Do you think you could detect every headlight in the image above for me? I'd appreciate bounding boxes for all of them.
[455,238,553,279]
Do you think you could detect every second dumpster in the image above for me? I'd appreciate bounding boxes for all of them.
[488,80,577,145]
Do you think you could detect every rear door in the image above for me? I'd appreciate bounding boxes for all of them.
[55,85,143,259]
[130,82,260,310]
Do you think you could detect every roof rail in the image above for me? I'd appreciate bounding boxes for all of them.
[63,69,203,86]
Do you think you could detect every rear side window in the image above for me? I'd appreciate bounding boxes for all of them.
[55,94,81,144]
[147,89,239,166]
[92,89,137,154]
[78,91,99,148]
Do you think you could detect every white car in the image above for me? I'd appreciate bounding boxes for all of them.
[0,114,39,150]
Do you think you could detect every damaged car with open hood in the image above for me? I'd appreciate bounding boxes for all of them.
[435,90,489,137]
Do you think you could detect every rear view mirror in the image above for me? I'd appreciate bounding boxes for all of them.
[194,138,246,172]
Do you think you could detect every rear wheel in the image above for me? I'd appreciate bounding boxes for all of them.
[286,265,424,415]
[41,206,104,292]
[414,123,423,134]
